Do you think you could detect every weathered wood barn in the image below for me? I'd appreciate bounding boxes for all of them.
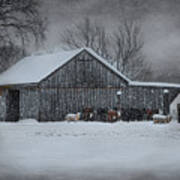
[0,48,180,121]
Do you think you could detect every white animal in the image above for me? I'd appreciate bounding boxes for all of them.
[65,112,81,121]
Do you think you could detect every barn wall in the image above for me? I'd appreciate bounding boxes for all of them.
[17,85,180,121]
[0,89,7,121]
[123,87,164,110]
[40,51,127,88]
[39,87,120,121]
[10,85,179,121]
[38,86,166,121]
[20,88,39,120]
[123,86,180,114]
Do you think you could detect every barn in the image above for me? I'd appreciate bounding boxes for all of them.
[0,47,180,121]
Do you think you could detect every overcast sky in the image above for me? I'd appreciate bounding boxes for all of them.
[39,0,180,77]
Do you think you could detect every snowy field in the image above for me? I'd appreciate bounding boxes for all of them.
[1,120,180,180]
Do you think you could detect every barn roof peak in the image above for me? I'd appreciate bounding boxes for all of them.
[0,47,130,86]
[82,47,131,82]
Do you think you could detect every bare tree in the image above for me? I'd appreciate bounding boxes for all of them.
[61,17,111,60]
[0,0,46,72]
[113,19,152,80]
[0,45,25,71]
[60,17,152,81]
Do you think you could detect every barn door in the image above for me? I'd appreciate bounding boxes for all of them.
[177,104,180,123]
[6,90,20,121]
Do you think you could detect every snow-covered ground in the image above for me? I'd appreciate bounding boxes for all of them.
[1,119,180,180]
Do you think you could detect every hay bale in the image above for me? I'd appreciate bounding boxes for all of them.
[153,114,172,124]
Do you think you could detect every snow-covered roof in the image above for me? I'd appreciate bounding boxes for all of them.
[0,48,84,86]
[130,81,180,88]
[0,47,180,89]
[0,48,130,86]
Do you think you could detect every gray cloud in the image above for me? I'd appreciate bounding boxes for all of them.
[39,0,180,82]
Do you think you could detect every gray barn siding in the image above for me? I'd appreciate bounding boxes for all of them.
[20,88,39,119]
[0,89,8,121]
[38,86,166,121]
[15,85,178,121]
[122,87,164,110]
[39,52,127,88]
[39,88,120,121]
